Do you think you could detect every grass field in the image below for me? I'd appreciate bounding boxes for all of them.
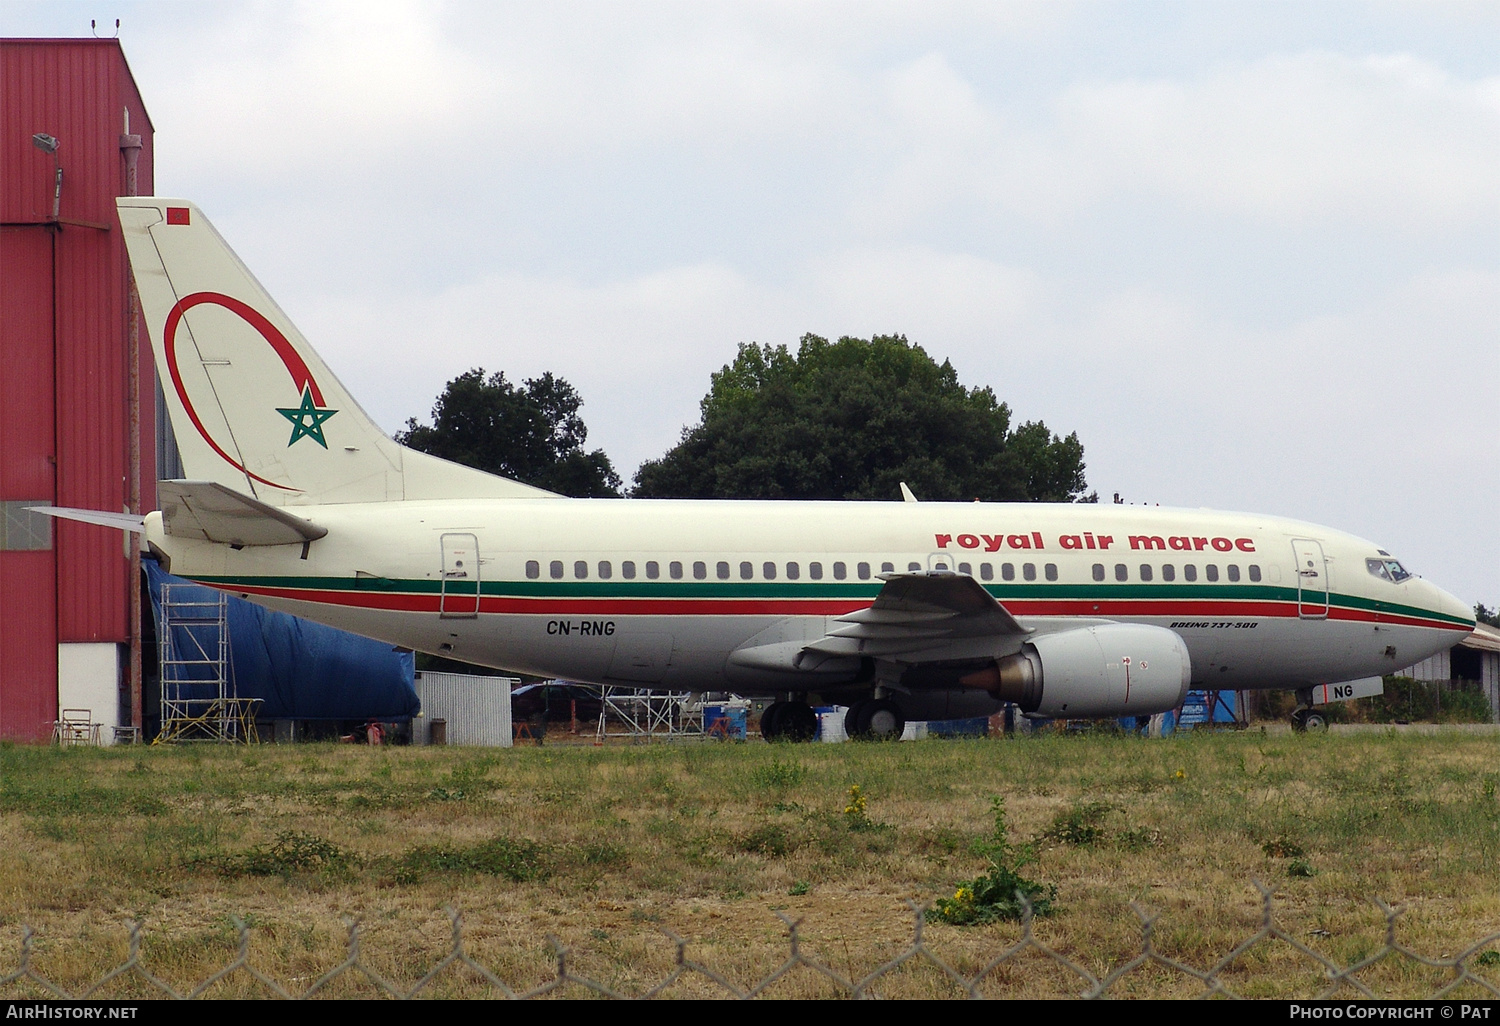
[3,729,1500,998]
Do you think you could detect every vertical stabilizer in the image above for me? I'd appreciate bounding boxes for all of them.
[117,198,558,505]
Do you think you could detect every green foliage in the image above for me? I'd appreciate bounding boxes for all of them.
[737,824,796,858]
[929,796,1056,925]
[1043,801,1114,846]
[195,831,353,879]
[397,368,621,496]
[752,759,808,791]
[1287,858,1316,878]
[632,333,1088,501]
[1357,677,1493,724]
[1475,604,1500,629]
[1262,836,1305,859]
[393,836,551,884]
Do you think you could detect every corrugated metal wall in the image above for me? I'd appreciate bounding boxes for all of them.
[0,39,155,737]
[412,672,515,747]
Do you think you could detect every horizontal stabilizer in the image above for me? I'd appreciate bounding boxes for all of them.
[27,507,146,533]
[159,480,328,546]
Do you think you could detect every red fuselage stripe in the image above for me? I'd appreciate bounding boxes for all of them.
[208,581,1466,634]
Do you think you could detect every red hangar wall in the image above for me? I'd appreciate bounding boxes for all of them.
[0,38,158,740]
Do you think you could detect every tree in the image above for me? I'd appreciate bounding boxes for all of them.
[1476,604,1500,629]
[632,333,1089,501]
[397,369,621,497]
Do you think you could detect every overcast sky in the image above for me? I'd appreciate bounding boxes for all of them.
[9,1,1499,606]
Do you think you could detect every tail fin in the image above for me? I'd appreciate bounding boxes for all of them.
[117,198,558,506]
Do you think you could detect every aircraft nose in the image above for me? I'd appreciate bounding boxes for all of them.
[1426,580,1475,630]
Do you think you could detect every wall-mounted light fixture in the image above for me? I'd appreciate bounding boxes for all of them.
[31,133,62,222]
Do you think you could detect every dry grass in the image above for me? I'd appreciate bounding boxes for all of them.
[2,728,1499,998]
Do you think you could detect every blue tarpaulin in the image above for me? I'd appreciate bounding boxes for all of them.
[145,559,418,721]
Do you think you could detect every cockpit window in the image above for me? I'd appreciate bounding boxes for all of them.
[1366,557,1412,583]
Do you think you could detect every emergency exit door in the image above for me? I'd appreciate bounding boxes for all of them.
[440,533,480,618]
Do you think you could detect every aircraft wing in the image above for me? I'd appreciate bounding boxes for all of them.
[158,480,328,546]
[803,572,1030,660]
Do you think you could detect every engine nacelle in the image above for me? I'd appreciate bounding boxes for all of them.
[964,624,1191,718]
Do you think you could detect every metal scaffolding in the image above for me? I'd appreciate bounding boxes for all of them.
[594,686,700,741]
[154,583,260,743]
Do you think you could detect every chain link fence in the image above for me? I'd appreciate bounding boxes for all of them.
[5,881,1500,999]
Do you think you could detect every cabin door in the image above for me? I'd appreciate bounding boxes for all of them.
[1291,539,1328,619]
[440,533,481,619]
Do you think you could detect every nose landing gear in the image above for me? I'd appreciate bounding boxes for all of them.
[1290,688,1328,733]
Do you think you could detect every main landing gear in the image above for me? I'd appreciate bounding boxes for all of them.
[760,701,818,742]
[845,699,905,741]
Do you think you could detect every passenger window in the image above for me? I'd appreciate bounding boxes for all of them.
[1139,564,1153,582]
[959,562,972,575]
[786,562,800,580]
[809,562,823,580]
[574,560,588,579]
[716,561,730,580]
[907,561,921,572]
[670,561,683,580]
[694,561,707,580]
[1023,563,1036,581]
[1206,564,1219,582]
[1227,565,1240,582]
[881,562,895,574]
[598,561,612,579]
[1162,564,1175,582]
[765,562,778,580]
[857,562,871,580]
[526,560,540,580]
[1184,564,1197,582]
[1249,564,1261,582]
[1092,563,1105,582]
[646,561,660,580]
[550,560,564,580]
[1045,563,1058,581]
[1115,564,1128,582]
[622,561,636,580]
[834,562,848,580]
[981,563,994,581]
[1002,563,1015,581]
[740,561,753,580]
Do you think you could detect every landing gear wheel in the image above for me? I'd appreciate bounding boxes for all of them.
[1301,710,1328,733]
[778,703,818,742]
[1290,708,1307,733]
[760,702,787,741]
[846,699,905,741]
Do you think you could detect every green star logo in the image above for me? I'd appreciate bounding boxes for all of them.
[276,385,338,449]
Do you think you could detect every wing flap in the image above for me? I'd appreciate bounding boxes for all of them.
[803,572,1029,660]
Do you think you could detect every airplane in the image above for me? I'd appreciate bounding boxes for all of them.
[41,197,1477,741]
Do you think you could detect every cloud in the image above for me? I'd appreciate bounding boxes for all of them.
[1017,51,1500,228]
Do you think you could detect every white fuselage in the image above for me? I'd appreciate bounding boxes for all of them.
[146,498,1474,698]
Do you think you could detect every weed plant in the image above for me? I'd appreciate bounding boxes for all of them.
[928,796,1055,925]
